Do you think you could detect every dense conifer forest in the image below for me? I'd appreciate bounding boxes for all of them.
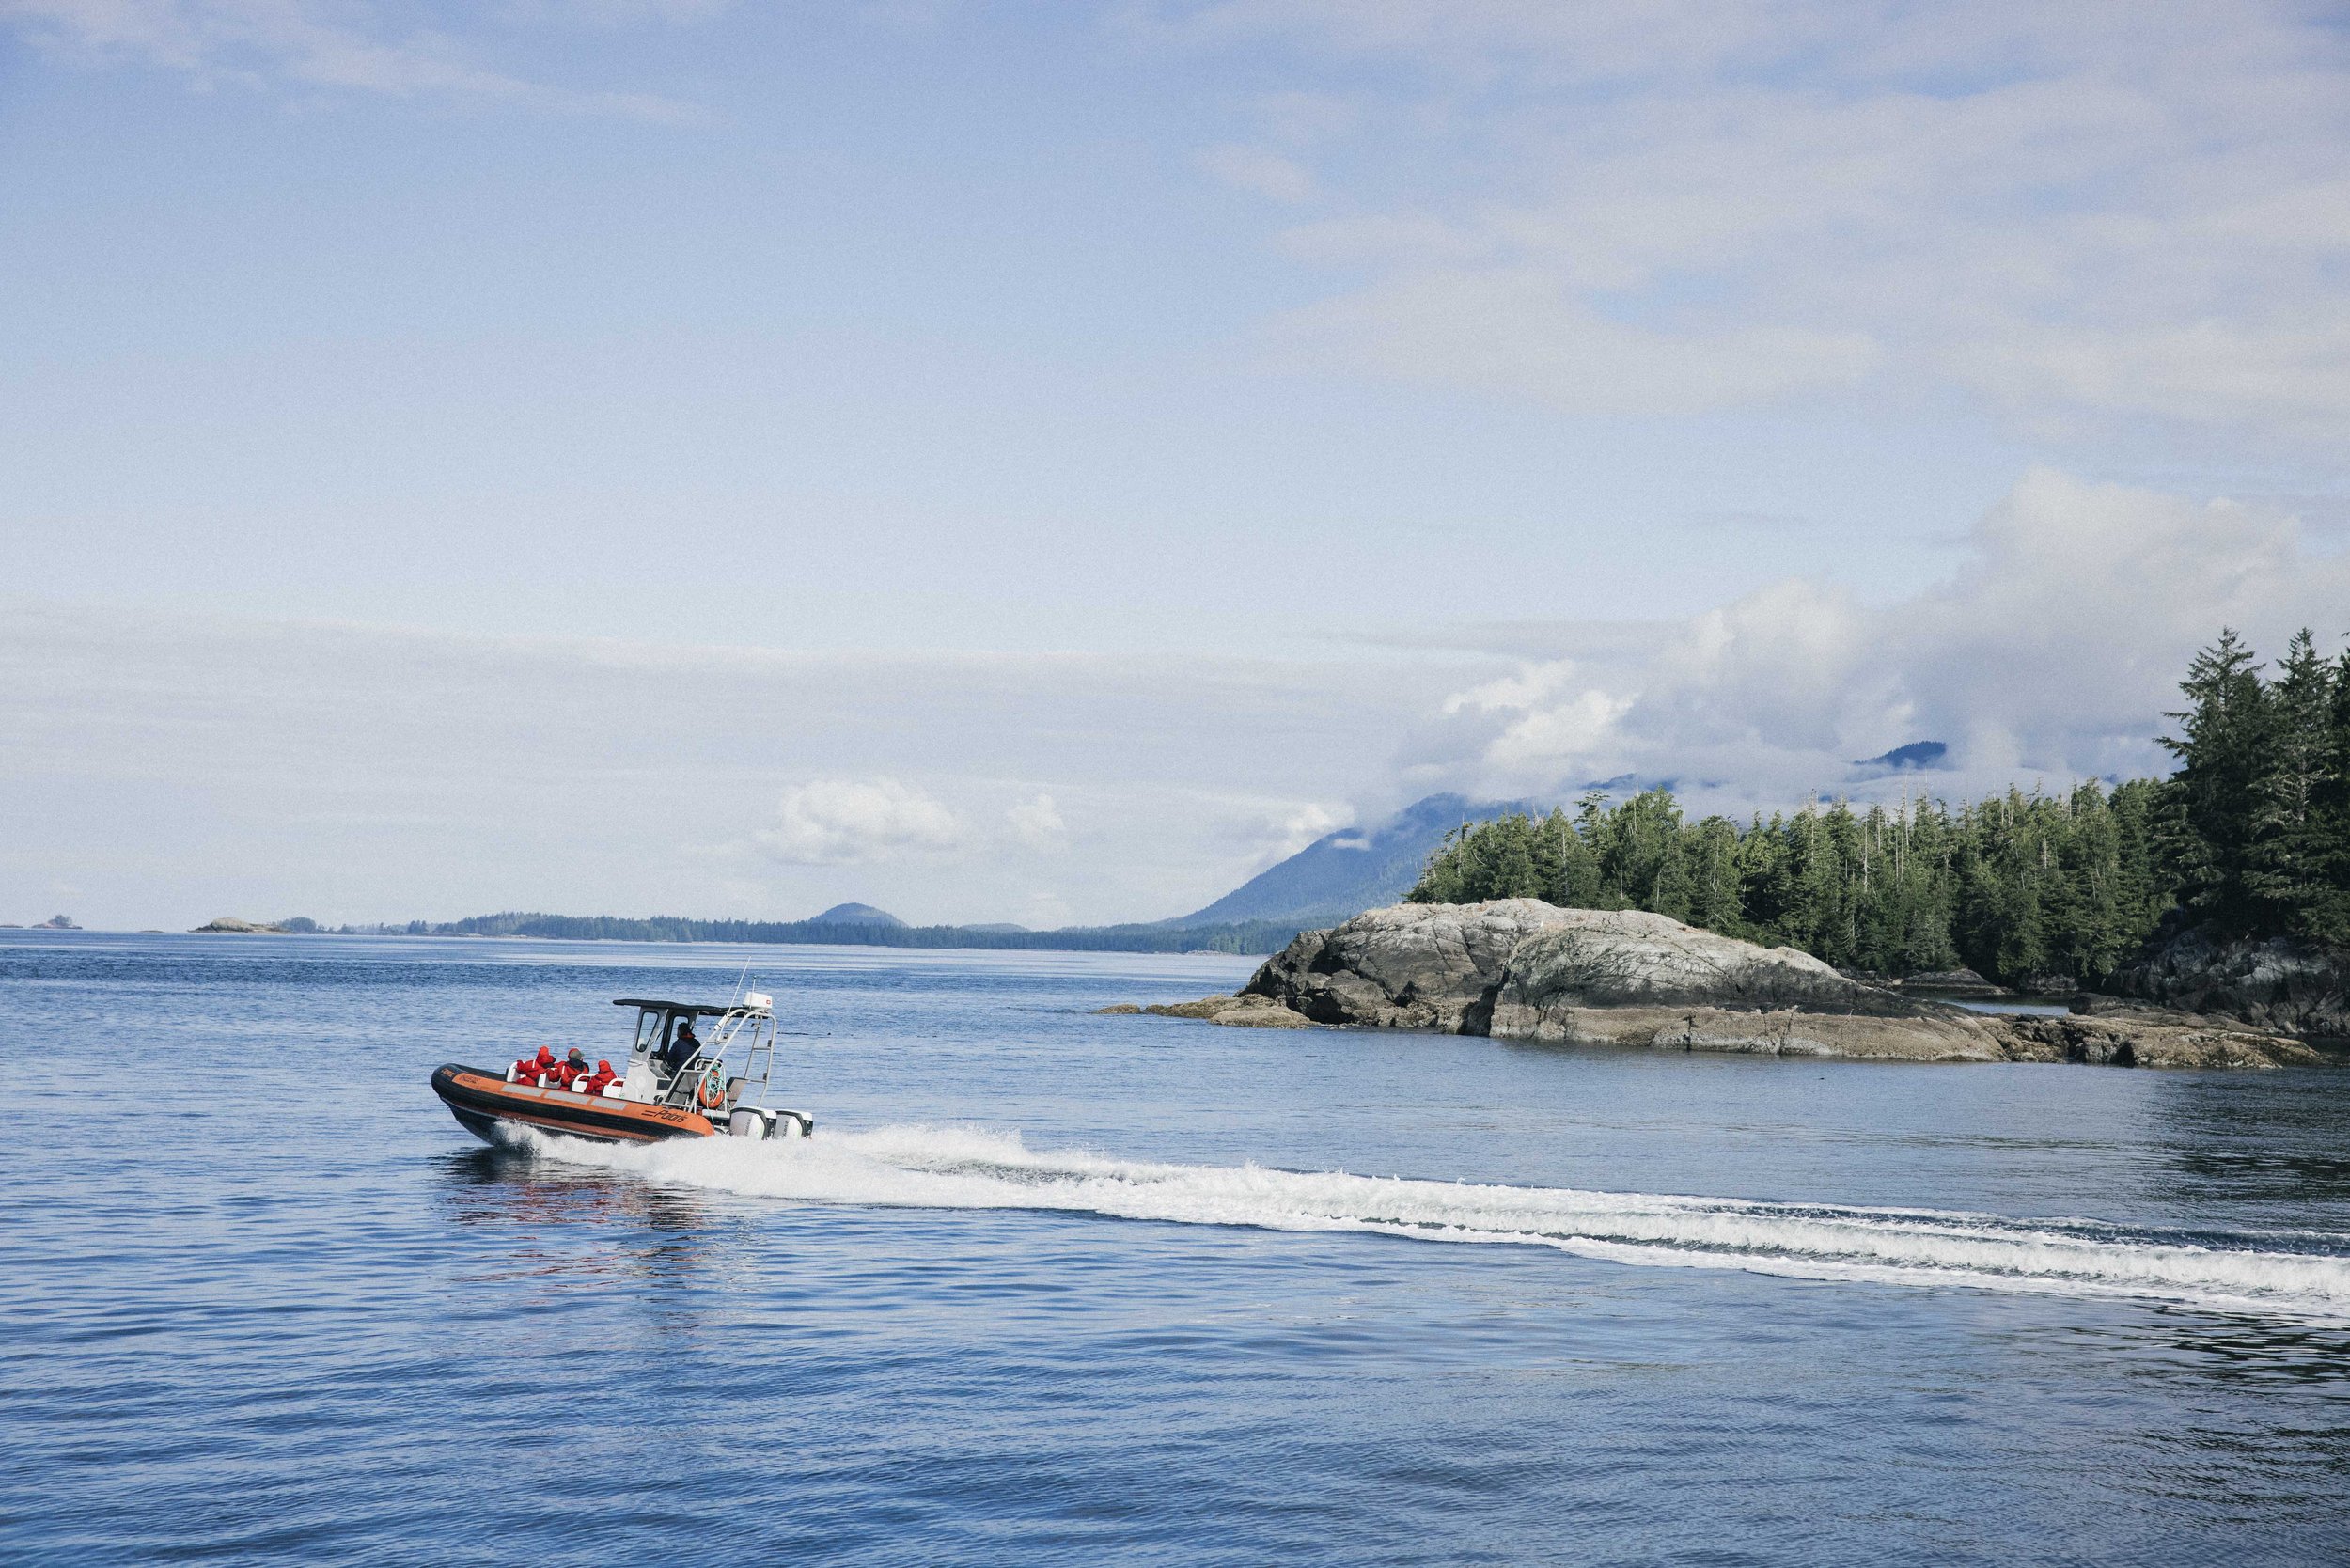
[1408,630,2350,987]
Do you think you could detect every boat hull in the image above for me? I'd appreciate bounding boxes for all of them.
[431,1064,717,1146]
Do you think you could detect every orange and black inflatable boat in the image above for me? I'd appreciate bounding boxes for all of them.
[431,994,813,1148]
[431,1064,722,1143]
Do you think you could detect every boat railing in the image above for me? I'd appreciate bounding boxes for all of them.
[654,1002,778,1111]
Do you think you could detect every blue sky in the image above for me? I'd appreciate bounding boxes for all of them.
[4,2,2347,927]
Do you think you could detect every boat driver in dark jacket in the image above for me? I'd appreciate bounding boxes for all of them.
[665,1018,702,1071]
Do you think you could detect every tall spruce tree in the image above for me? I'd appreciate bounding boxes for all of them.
[2325,647,2350,941]
[2156,629,2274,935]
[2246,629,2342,941]
[1684,815,1747,938]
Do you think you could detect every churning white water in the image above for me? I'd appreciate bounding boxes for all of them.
[539,1123,2350,1323]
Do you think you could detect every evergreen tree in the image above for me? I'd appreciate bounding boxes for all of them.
[1482,814,1549,900]
[2156,628,2273,934]
[2245,629,2342,941]
[1684,816,1747,939]
[1611,788,1690,918]
[1737,812,1795,946]
[2107,777,2166,942]
[1887,796,1960,972]
[2325,646,2350,941]
[2049,780,2123,980]
[1553,801,1605,908]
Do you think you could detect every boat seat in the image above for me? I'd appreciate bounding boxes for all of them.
[725,1076,747,1108]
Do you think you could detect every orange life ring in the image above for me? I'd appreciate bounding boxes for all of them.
[697,1064,726,1110]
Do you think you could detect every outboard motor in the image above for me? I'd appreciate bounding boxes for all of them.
[727,1106,815,1139]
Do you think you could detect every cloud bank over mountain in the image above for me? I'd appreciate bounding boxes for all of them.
[1397,470,2350,815]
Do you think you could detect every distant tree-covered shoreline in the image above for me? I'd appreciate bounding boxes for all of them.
[350,911,1301,956]
[1408,629,2350,987]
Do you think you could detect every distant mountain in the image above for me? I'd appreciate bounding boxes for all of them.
[1170,793,1543,930]
[1852,741,1949,776]
[1580,772,1679,793]
[808,902,905,927]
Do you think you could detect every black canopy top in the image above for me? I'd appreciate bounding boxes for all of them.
[611,998,734,1017]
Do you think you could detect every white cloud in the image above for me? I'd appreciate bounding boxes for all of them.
[1270,800,1343,855]
[2,0,707,118]
[1402,468,2350,810]
[1003,792,1068,852]
[1198,142,1317,202]
[1175,0,2350,439]
[755,778,966,865]
[1207,799,1349,872]
[1951,315,2350,446]
[1280,268,1878,413]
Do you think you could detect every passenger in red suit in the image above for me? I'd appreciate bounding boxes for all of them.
[511,1046,556,1084]
[551,1048,590,1089]
[579,1058,619,1096]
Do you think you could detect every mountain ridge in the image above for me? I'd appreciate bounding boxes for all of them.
[808,902,904,927]
[1169,793,1543,929]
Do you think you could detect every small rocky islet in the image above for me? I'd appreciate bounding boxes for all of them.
[1106,900,2329,1070]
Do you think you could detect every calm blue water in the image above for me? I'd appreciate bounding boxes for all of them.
[8,932,2350,1565]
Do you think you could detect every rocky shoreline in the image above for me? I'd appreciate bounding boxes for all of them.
[1105,901,2326,1070]
[2112,928,2349,1039]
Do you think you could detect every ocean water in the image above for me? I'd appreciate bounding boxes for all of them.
[8,933,2350,1565]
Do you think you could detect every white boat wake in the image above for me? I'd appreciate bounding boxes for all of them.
[537,1122,2350,1322]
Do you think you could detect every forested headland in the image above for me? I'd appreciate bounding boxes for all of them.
[1408,630,2350,988]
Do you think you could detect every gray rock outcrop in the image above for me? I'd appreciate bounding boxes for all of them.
[1240,902,2008,1061]
[1094,996,1315,1029]
[1488,911,2007,1060]
[2110,929,2349,1040]
[1172,901,2320,1069]
[1242,899,1581,1032]
[1998,1011,2322,1070]
[1154,995,1315,1029]
[1898,967,1999,996]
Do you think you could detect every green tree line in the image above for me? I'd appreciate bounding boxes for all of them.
[1408,629,2350,985]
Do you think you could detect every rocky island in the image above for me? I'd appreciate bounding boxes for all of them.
[1115,900,2322,1070]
